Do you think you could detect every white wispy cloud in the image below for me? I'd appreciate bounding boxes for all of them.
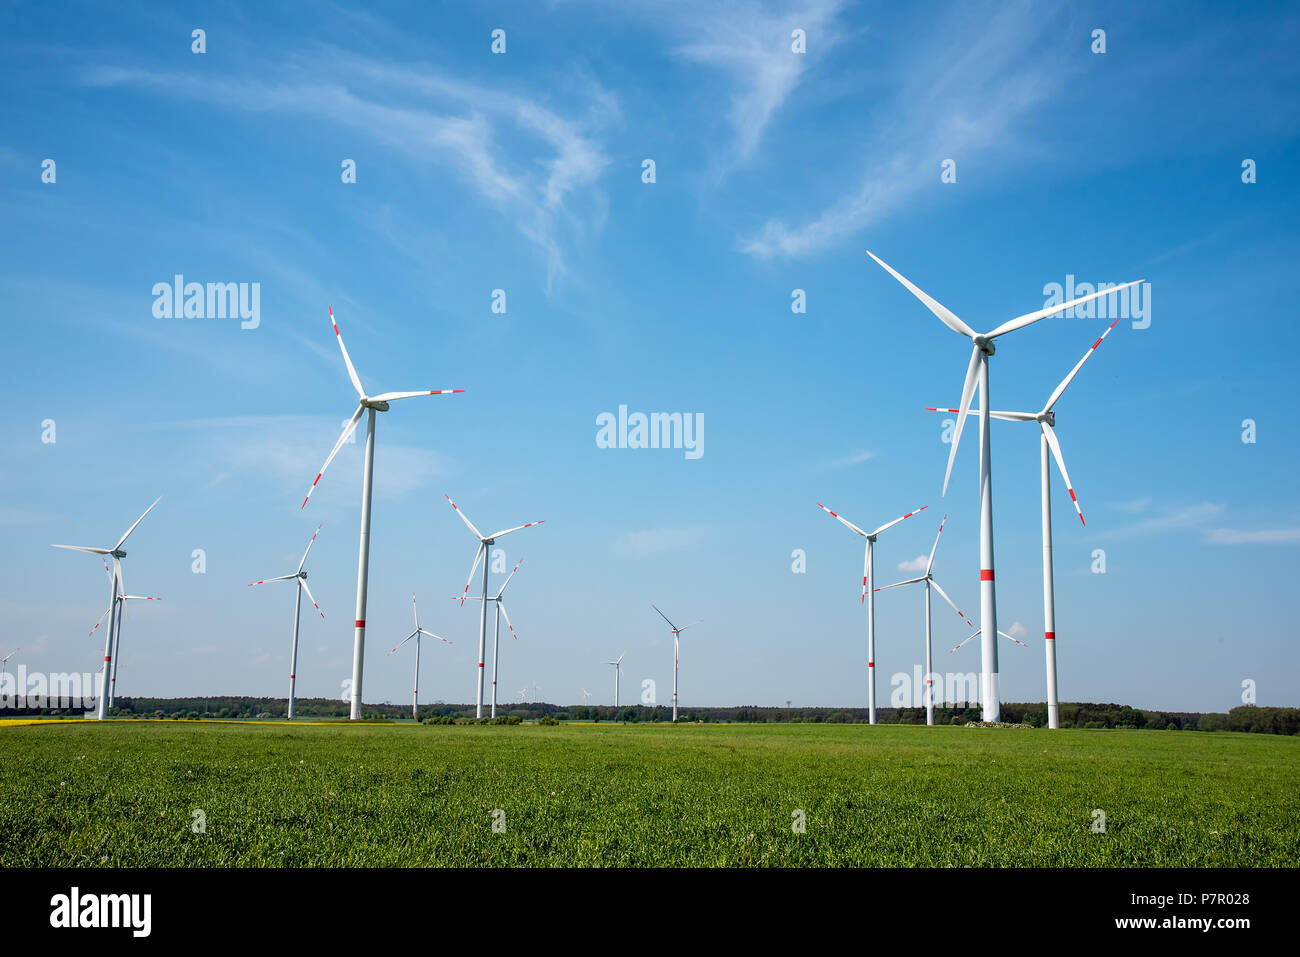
[1102,503,1226,541]
[664,0,848,166]
[897,555,928,572]
[740,3,1067,258]
[1007,621,1026,638]
[1206,527,1300,545]
[1113,496,1153,513]
[813,449,873,471]
[616,526,711,556]
[81,52,613,291]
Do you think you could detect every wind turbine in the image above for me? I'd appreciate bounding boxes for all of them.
[518,687,528,703]
[388,594,451,720]
[445,495,545,718]
[605,651,626,707]
[582,689,592,705]
[874,514,974,725]
[651,606,701,722]
[867,250,1141,721]
[247,524,326,720]
[927,316,1125,729]
[951,628,1026,653]
[816,501,926,724]
[52,496,161,720]
[299,307,463,721]
[458,558,525,718]
[0,648,18,688]
[86,557,160,709]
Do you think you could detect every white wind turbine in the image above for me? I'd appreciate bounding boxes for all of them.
[873,514,974,726]
[605,651,626,707]
[867,250,1141,721]
[458,558,525,718]
[651,606,701,722]
[927,316,1125,729]
[582,689,592,705]
[100,561,161,711]
[388,594,452,720]
[1,648,18,686]
[247,524,326,720]
[816,501,927,724]
[300,307,463,721]
[445,495,545,718]
[518,687,528,703]
[52,496,161,720]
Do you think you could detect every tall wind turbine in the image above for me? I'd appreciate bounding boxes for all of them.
[582,689,592,705]
[459,558,525,718]
[605,651,626,707]
[445,495,545,718]
[867,250,1141,721]
[874,514,973,725]
[86,557,161,709]
[0,648,18,685]
[816,501,926,724]
[389,594,451,720]
[52,496,161,720]
[651,606,701,722]
[927,317,1125,728]
[300,307,463,721]
[247,524,326,720]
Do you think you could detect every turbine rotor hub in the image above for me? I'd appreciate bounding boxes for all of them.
[1044,410,1056,427]
[361,398,390,412]
[111,549,126,559]
[974,335,995,356]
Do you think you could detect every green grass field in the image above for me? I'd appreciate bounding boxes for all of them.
[1,721,1296,867]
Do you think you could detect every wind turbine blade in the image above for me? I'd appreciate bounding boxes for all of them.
[302,405,364,509]
[498,601,518,640]
[925,514,948,576]
[119,595,161,602]
[874,577,925,592]
[115,496,163,551]
[1045,317,1123,411]
[369,389,465,402]
[998,629,1027,647]
[927,407,1035,422]
[297,524,323,573]
[248,575,298,586]
[420,628,452,644]
[458,543,485,607]
[949,629,980,654]
[816,503,869,538]
[617,651,626,664]
[389,629,419,655]
[930,579,975,629]
[866,251,977,339]
[487,520,546,540]
[444,494,486,541]
[870,505,928,537]
[1042,422,1085,525]
[942,344,982,497]
[299,578,325,619]
[651,604,677,631]
[51,545,112,555]
[329,306,365,398]
[676,620,702,633]
[412,593,420,630]
[88,604,112,638]
[987,280,1143,339]
[497,559,524,598]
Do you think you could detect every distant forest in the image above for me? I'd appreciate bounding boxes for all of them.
[8,697,1299,734]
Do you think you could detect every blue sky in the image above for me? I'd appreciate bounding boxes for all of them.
[1,0,1298,713]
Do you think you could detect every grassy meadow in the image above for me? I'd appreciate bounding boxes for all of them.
[0,720,1296,867]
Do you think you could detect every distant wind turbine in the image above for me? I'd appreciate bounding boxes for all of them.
[817,501,926,724]
[300,307,463,721]
[52,496,162,720]
[605,651,626,707]
[651,606,701,722]
[446,495,545,718]
[458,558,526,718]
[388,594,451,720]
[247,524,325,720]
[874,514,973,725]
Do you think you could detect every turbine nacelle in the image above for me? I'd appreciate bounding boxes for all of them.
[111,549,126,559]
[973,334,995,356]
[360,397,391,412]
